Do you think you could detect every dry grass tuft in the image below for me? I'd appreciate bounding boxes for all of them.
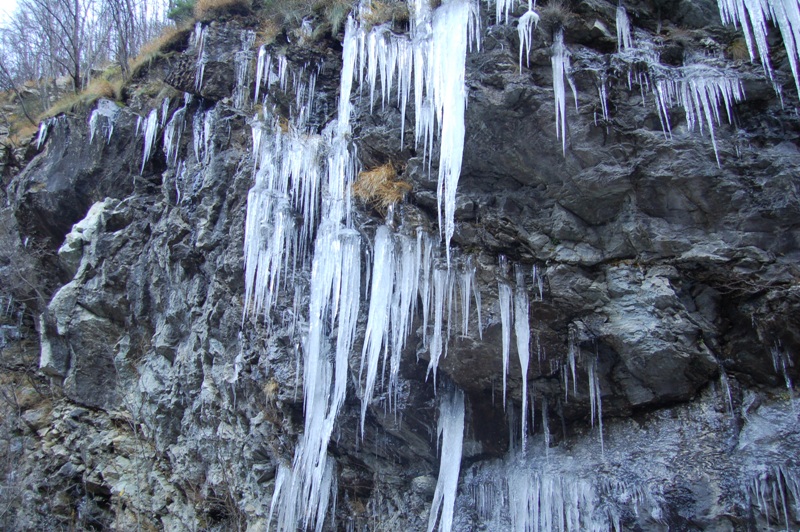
[360,0,409,28]
[727,38,750,61]
[129,25,191,80]
[352,162,412,210]
[538,0,574,37]
[195,0,252,20]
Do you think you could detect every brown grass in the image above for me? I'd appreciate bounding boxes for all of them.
[727,38,750,61]
[129,25,191,80]
[39,77,120,119]
[360,0,409,28]
[352,162,412,210]
[194,0,252,20]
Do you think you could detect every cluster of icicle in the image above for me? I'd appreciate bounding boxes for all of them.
[462,453,663,532]
[241,1,485,528]
[745,465,800,531]
[88,98,120,145]
[607,6,745,165]
[716,0,800,95]
[360,228,482,431]
[497,258,603,454]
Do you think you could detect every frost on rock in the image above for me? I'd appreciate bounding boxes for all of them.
[551,30,578,154]
[427,386,466,532]
[140,108,159,174]
[88,98,120,145]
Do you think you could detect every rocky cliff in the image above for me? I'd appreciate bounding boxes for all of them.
[1,0,800,530]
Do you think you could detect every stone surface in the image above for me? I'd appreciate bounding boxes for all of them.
[0,0,799,530]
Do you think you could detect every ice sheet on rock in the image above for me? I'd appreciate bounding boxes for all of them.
[140,108,159,174]
[461,450,663,532]
[88,98,120,145]
[427,386,465,532]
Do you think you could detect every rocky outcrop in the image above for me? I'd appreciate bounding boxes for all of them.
[1,1,799,530]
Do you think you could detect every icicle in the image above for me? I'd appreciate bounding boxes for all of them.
[163,95,190,166]
[254,45,270,102]
[499,280,513,409]
[160,97,170,128]
[542,399,550,456]
[234,30,257,109]
[389,233,421,406]
[616,5,633,51]
[518,8,540,71]
[588,356,604,453]
[427,387,465,532]
[430,0,479,261]
[360,225,395,436]
[652,65,744,166]
[427,266,449,385]
[194,22,207,91]
[88,98,120,145]
[514,266,530,452]
[552,30,577,155]
[140,109,159,174]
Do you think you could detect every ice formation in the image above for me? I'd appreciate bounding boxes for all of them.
[162,95,190,166]
[746,465,800,530]
[360,225,395,435]
[518,6,540,70]
[499,264,513,408]
[653,65,744,165]
[514,267,531,452]
[427,387,466,532]
[140,109,159,174]
[462,452,663,531]
[194,22,207,91]
[552,30,578,154]
[715,0,800,94]
[616,5,633,51]
[88,98,120,145]
[234,30,257,109]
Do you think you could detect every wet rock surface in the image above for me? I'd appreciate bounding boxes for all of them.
[0,1,799,530]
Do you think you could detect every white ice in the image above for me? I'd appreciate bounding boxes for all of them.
[427,387,465,532]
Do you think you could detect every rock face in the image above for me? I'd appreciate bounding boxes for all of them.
[1,1,800,530]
